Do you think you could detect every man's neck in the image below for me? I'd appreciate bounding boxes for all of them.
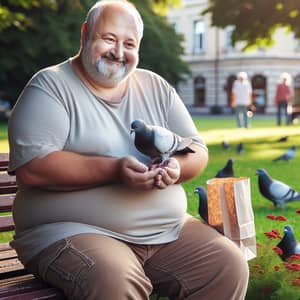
[71,55,128,103]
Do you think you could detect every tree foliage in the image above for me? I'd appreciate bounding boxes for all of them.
[0,0,188,104]
[203,0,300,49]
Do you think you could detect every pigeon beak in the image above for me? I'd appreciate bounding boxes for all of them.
[130,129,134,134]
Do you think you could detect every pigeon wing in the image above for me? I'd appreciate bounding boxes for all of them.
[269,180,296,200]
[152,126,177,154]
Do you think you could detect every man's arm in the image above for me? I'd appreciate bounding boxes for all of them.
[16,151,161,191]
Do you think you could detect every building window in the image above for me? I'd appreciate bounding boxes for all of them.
[224,26,235,51]
[194,76,206,106]
[225,74,237,105]
[193,20,205,53]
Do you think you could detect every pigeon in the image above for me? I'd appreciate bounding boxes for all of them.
[277,136,288,143]
[222,140,230,149]
[215,158,235,178]
[236,142,244,155]
[272,145,296,162]
[276,225,300,261]
[256,168,300,208]
[130,119,195,165]
[194,186,208,223]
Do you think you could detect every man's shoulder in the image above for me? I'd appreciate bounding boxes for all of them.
[34,60,70,79]
[134,68,165,82]
[133,68,170,89]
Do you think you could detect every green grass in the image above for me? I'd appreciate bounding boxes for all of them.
[1,117,300,299]
[187,116,300,241]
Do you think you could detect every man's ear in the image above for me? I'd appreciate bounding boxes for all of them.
[81,22,88,46]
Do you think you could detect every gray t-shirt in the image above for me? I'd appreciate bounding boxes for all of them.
[8,59,207,264]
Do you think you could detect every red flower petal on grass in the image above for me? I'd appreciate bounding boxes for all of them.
[266,214,277,220]
[266,214,287,221]
[273,246,283,256]
[285,263,300,271]
[296,209,300,214]
[258,269,264,274]
[292,279,300,286]
[264,229,282,240]
[276,215,287,221]
[274,265,280,271]
[289,254,300,260]
[253,264,261,268]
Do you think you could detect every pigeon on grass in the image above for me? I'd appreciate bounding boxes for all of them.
[194,186,208,223]
[130,119,195,166]
[236,142,244,155]
[276,225,300,261]
[277,136,288,143]
[222,140,230,149]
[272,145,296,162]
[256,168,300,209]
[215,158,235,178]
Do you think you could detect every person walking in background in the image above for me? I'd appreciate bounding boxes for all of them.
[275,72,292,126]
[231,72,253,128]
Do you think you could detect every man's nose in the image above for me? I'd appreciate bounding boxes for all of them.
[112,42,124,59]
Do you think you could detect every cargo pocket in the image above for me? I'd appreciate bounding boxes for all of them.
[37,237,95,299]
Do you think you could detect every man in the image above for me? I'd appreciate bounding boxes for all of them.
[274,73,292,125]
[231,72,252,128]
[8,1,249,299]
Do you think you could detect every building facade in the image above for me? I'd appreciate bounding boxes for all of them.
[167,0,300,114]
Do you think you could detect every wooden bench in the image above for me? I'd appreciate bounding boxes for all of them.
[0,153,65,299]
[0,153,162,300]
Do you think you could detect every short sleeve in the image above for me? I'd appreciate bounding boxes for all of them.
[167,88,208,153]
[8,84,69,173]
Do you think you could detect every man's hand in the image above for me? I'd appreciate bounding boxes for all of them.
[118,156,162,190]
[151,158,181,189]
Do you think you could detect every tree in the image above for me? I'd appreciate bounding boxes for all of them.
[202,0,300,49]
[0,0,188,103]
[0,0,57,31]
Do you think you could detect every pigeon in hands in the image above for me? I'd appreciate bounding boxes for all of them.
[215,158,235,178]
[272,145,296,162]
[236,142,244,155]
[256,168,300,209]
[222,140,230,149]
[194,186,208,223]
[276,225,300,261]
[130,119,195,165]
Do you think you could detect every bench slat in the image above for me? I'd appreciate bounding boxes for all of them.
[0,216,15,232]
[0,187,17,195]
[0,250,17,262]
[0,275,64,299]
[0,196,14,213]
[0,175,16,188]
[0,258,27,280]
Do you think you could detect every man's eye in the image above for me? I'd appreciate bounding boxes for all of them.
[125,43,135,49]
[105,38,115,43]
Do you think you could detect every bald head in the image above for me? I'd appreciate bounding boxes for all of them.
[85,0,144,42]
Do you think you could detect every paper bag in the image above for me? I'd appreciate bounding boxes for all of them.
[206,177,256,261]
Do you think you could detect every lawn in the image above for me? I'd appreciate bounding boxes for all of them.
[1,116,300,299]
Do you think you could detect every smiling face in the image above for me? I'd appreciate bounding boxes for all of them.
[80,3,142,88]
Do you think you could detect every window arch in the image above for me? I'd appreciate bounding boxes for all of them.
[225,74,237,106]
[251,74,267,113]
